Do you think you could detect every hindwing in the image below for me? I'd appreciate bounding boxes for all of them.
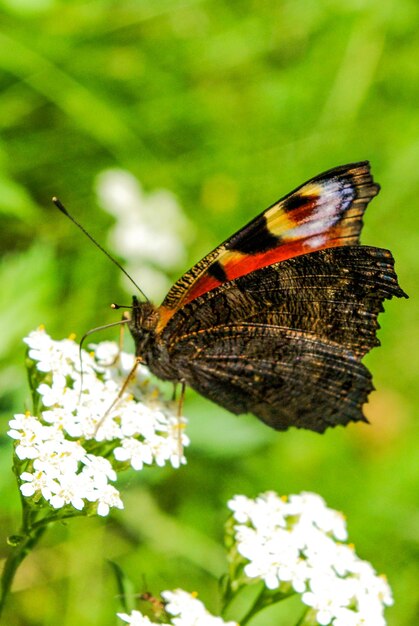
[164,324,373,432]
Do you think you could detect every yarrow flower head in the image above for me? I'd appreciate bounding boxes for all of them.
[96,169,194,300]
[8,328,188,517]
[117,589,238,626]
[227,491,393,626]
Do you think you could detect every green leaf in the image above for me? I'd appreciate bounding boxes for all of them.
[108,560,137,614]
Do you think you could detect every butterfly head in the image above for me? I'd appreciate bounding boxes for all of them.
[128,296,160,356]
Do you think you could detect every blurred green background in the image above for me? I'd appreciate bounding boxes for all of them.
[0,0,418,624]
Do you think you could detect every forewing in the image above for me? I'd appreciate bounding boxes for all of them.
[166,324,373,432]
[159,246,407,359]
[160,161,379,324]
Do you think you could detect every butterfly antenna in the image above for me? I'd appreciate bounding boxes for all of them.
[52,196,149,302]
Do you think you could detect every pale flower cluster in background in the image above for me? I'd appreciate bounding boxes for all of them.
[118,589,238,626]
[96,169,194,301]
[8,329,188,516]
[228,491,393,626]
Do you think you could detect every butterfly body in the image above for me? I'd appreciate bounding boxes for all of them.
[127,162,407,433]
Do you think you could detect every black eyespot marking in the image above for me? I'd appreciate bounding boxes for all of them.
[226,215,279,254]
[208,261,228,282]
[282,193,318,214]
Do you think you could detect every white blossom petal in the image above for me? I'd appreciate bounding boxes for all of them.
[11,329,188,516]
[228,491,393,624]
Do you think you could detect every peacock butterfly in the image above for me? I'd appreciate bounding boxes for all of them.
[126,162,407,432]
[56,161,407,433]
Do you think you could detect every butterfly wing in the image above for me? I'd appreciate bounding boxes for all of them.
[154,246,406,431]
[159,161,379,328]
[160,246,406,359]
[165,324,373,432]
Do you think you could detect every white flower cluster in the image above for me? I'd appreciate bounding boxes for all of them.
[96,169,194,301]
[118,589,238,626]
[228,492,393,626]
[8,328,188,516]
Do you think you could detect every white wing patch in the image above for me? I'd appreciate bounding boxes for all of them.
[284,180,354,241]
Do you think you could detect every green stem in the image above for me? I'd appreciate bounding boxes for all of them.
[295,608,317,626]
[240,606,261,625]
[240,601,267,626]
[0,524,47,620]
[238,588,296,626]
[0,494,87,619]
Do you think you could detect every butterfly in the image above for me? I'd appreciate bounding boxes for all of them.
[126,161,407,433]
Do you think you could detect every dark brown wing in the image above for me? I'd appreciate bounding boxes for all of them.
[161,246,406,359]
[166,324,373,432]
[155,246,406,432]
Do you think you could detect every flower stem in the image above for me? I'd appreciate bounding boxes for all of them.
[0,524,47,619]
[238,588,295,625]
[295,608,318,626]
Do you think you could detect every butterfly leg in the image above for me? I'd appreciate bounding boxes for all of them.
[171,382,178,401]
[174,380,186,460]
[109,311,130,366]
[94,356,142,436]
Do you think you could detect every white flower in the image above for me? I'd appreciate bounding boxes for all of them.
[118,401,163,439]
[289,492,348,541]
[48,473,86,511]
[37,378,68,407]
[92,340,121,366]
[114,437,154,470]
[19,470,56,501]
[96,169,192,268]
[229,491,290,535]
[228,491,393,625]
[82,454,117,485]
[8,413,50,460]
[331,607,371,626]
[117,610,166,626]
[302,573,357,625]
[162,589,238,625]
[227,494,255,524]
[33,436,87,473]
[94,484,124,517]
[354,561,393,606]
[96,169,194,300]
[10,329,188,516]
[24,328,87,377]
[238,526,300,589]
[117,590,238,626]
